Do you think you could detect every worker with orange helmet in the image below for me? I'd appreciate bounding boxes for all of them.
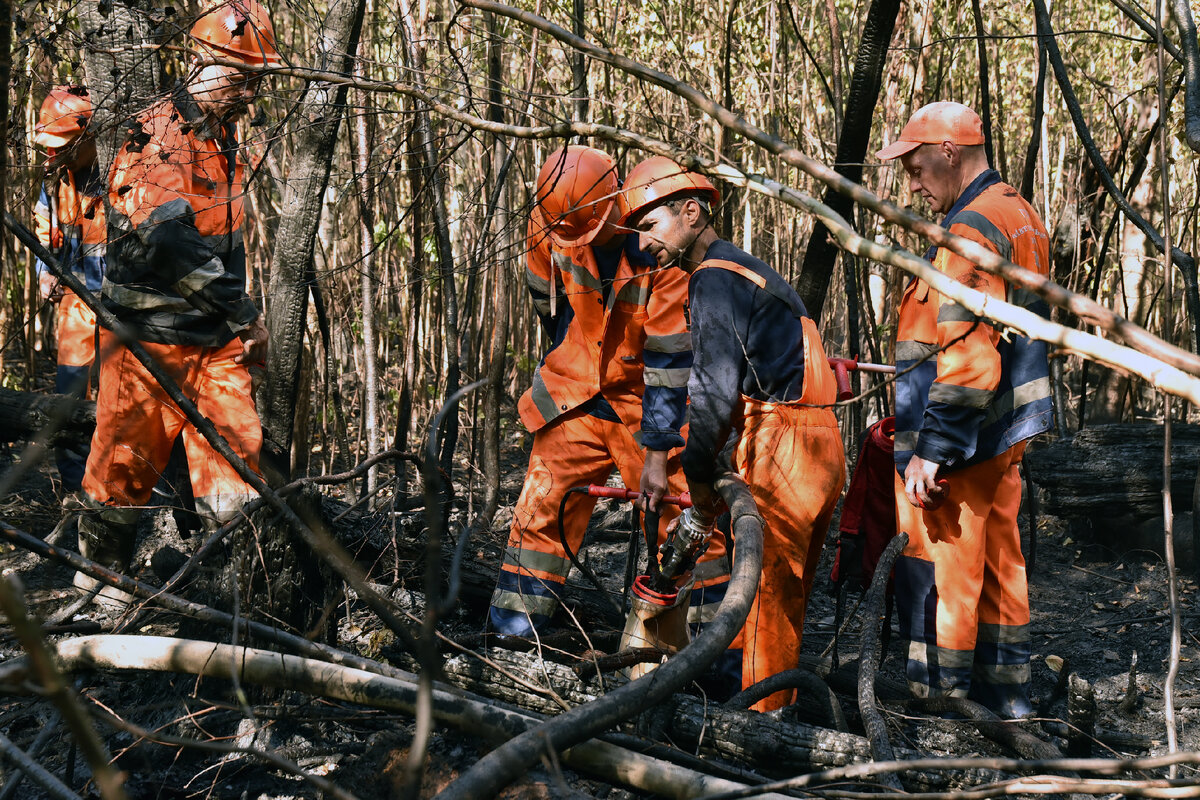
[30,86,105,493]
[877,101,1052,718]
[489,145,733,642]
[618,156,845,712]
[71,0,281,606]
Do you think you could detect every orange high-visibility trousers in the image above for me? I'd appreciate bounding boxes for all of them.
[893,443,1031,718]
[54,289,98,490]
[82,328,261,527]
[731,396,845,711]
[489,407,730,636]
[56,289,97,371]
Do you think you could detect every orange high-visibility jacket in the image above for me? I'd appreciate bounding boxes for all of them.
[519,221,692,449]
[35,167,106,291]
[894,171,1053,473]
[105,90,260,347]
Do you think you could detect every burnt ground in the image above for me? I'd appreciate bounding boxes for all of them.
[2,425,1200,799]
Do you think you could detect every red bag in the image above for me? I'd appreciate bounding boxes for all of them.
[830,417,896,593]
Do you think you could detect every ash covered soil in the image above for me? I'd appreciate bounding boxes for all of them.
[2,433,1199,799]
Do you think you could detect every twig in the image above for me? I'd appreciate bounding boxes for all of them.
[459,0,1200,380]
[12,635,793,800]
[4,214,423,657]
[697,751,1200,799]
[910,697,1063,760]
[0,576,128,800]
[0,727,78,800]
[92,708,360,800]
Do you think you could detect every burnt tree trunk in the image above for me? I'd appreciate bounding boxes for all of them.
[249,0,367,639]
[397,0,462,480]
[258,0,366,468]
[77,0,164,177]
[796,0,901,321]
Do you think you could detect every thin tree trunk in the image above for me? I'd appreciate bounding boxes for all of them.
[1169,0,1200,152]
[970,0,995,166]
[354,49,380,500]
[397,0,462,480]
[259,0,367,470]
[797,0,901,320]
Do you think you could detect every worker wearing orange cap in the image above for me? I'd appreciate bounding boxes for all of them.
[877,101,1052,717]
[72,1,281,606]
[489,146,732,640]
[31,87,104,492]
[619,156,845,712]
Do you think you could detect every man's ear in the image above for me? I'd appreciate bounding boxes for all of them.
[942,141,960,168]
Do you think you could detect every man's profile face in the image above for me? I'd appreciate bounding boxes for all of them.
[632,201,694,268]
[900,143,960,215]
[191,63,263,121]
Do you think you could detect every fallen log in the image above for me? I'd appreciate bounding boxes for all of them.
[0,635,798,800]
[1025,424,1200,534]
[0,388,94,447]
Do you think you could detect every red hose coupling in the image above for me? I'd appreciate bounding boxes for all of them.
[828,357,857,401]
[631,574,678,607]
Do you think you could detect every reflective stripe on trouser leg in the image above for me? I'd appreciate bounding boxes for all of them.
[182,337,262,528]
[732,399,846,712]
[894,444,1032,718]
[489,411,615,636]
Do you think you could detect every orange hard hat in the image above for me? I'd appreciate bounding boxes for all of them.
[33,87,92,149]
[617,156,720,226]
[531,146,620,248]
[190,0,281,67]
[876,101,984,161]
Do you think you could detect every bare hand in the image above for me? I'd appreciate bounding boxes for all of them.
[904,455,947,509]
[639,449,669,512]
[39,271,59,302]
[236,316,269,366]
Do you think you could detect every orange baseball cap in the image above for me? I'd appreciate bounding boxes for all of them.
[876,101,985,160]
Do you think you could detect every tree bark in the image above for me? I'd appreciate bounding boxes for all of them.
[259,0,368,469]
[77,1,163,177]
[1170,0,1200,153]
[245,0,367,645]
[797,0,901,320]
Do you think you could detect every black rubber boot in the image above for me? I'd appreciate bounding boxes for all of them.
[68,496,139,610]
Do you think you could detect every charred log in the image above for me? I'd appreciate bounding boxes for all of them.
[0,388,94,448]
[1025,424,1200,533]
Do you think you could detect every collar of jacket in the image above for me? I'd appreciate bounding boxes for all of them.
[172,84,232,143]
[922,167,1002,263]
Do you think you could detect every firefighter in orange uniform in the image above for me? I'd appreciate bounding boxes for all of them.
[32,87,105,493]
[619,157,846,712]
[489,146,731,638]
[877,101,1053,717]
[73,1,280,605]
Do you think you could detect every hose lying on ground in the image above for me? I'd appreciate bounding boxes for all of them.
[436,473,766,800]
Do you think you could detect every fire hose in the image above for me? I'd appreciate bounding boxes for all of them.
[438,473,765,800]
[556,485,698,619]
